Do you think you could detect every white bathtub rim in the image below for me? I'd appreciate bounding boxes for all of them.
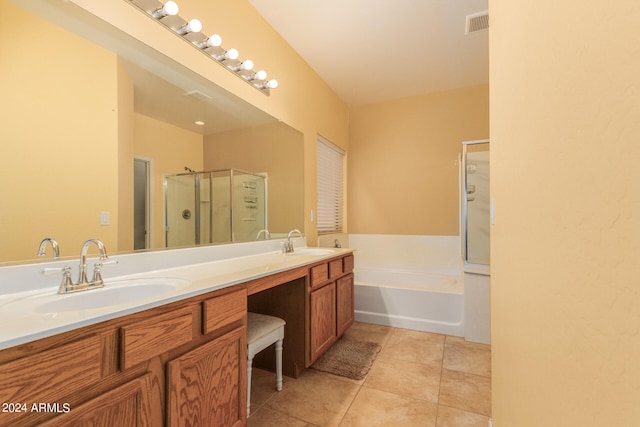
[354,310,464,337]
[354,267,463,294]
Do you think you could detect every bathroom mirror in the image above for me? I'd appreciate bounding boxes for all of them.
[461,140,490,265]
[0,0,304,263]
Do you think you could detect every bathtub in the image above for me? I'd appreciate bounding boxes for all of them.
[354,267,464,336]
[347,234,464,337]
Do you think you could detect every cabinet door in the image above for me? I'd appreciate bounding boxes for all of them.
[167,327,246,427]
[40,374,158,427]
[310,282,337,363]
[336,273,355,337]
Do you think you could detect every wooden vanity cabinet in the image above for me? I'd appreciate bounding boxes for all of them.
[39,374,156,427]
[308,254,355,365]
[0,287,247,427]
[167,327,245,427]
[0,252,355,426]
[309,281,337,362]
[336,273,355,337]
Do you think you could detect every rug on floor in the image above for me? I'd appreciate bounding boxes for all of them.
[311,336,382,380]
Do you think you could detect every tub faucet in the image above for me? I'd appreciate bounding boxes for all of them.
[37,237,60,259]
[256,229,271,240]
[283,229,303,253]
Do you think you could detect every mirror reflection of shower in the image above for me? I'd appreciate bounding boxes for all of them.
[462,140,490,265]
[164,169,267,248]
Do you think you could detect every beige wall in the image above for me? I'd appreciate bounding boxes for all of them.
[490,1,640,425]
[203,122,304,235]
[348,85,489,235]
[133,114,204,249]
[0,0,119,262]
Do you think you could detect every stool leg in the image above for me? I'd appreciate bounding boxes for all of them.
[247,356,253,417]
[275,339,283,391]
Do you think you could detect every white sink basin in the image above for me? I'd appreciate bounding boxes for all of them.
[289,248,335,256]
[34,277,191,314]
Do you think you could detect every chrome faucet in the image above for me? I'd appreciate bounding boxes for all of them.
[78,239,109,286]
[41,239,117,294]
[37,237,60,259]
[256,229,271,240]
[283,229,303,253]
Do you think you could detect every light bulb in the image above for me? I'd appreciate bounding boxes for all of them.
[152,1,179,18]
[225,48,239,60]
[230,60,254,72]
[214,48,238,61]
[177,18,202,35]
[252,70,267,81]
[267,79,278,89]
[199,34,222,49]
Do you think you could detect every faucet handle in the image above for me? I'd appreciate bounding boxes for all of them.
[92,260,118,283]
[42,266,74,293]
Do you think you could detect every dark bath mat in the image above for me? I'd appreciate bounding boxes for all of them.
[311,337,382,380]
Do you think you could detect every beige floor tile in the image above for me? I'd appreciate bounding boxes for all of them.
[364,357,442,403]
[439,369,492,417]
[436,405,491,427]
[380,331,444,367]
[443,344,491,377]
[390,327,447,344]
[248,407,316,427]
[445,336,491,351]
[265,369,360,427]
[249,368,279,413]
[340,386,438,427]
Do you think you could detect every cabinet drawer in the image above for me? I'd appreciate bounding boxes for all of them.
[121,306,194,370]
[343,255,354,274]
[202,288,247,335]
[329,259,343,279]
[0,336,101,409]
[310,263,329,288]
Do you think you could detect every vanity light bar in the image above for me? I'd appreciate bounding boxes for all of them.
[127,0,278,95]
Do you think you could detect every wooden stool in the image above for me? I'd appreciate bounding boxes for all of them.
[247,312,285,417]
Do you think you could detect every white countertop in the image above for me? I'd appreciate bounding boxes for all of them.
[0,247,354,351]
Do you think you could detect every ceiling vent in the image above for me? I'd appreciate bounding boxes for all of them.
[465,11,489,35]
[184,89,212,101]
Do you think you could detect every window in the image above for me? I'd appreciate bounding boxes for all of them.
[317,136,344,234]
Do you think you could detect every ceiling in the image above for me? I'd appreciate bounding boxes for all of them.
[248,0,489,107]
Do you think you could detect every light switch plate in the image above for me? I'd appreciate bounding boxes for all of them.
[100,211,110,226]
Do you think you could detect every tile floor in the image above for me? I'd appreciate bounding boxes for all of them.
[247,322,491,427]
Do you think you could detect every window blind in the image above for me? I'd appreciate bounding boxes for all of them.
[317,136,344,234]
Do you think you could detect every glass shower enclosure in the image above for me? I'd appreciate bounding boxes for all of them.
[164,169,267,248]
[461,140,490,265]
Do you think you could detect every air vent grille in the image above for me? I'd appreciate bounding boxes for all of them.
[184,90,212,101]
[465,11,489,34]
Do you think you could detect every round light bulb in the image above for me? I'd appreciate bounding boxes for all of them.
[163,1,179,16]
[267,79,279,89]
[186,18,202,33]
[225,48,239,60]
[241,60,254,71]
[253,70,267,80]
[206,34,222,47]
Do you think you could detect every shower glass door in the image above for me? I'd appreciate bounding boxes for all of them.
[462,140,490,265]
[164,174,196,248]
